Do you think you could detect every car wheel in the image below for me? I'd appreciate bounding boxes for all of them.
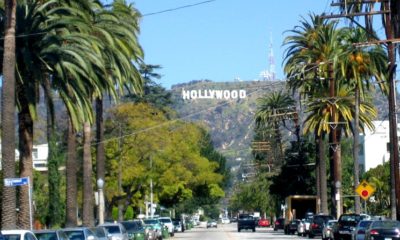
[238,228,241,232]
[309,233,314,239]
[252,228,256,232]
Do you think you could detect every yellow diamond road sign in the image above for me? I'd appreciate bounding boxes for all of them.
[355,180,376,200]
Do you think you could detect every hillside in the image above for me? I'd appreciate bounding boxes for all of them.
[170,79,287,166]
[170,79,392,167]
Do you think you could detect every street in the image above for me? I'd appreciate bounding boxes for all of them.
[174,223,303,240]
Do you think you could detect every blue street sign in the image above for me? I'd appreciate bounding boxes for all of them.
[4,177,29,187]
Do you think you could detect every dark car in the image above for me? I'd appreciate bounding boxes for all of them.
[365,220,400,240]
[274,218,285,231]
[308,214,335,238]
[237,214,256,232]
[333,214,362,240]
[34,230,69,240]
[285,219,301,235]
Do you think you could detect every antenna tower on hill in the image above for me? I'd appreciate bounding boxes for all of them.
[259,34,276,81]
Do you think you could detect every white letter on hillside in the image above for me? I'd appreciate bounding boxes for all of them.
[239,90,246,98]
[182,88,190,100]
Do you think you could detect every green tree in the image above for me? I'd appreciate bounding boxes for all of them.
[104,103,225,218]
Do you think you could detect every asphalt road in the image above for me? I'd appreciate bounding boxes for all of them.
[173,223,306,240]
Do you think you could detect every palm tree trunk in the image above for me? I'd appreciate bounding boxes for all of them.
[353,89,361,214]
[65,120,78,227]
[17,98,34,229]
[82,121,94,227]
[95,98,105,183]
[1,0,18,230]
[319,134,328,214]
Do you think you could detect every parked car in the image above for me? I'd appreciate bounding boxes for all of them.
[237,214,256,232]
[90,226,109,240]
[309,214,335,238]
[352,220,373,240]
[2,230,39,240]
[63,228,98,240]
[365,220,400,240]
[172,220,183,232]
[143,219,163,240]
[207,220,218,228]
[34,230,69,240]
[297,220,307,236]
[274,218,285,231]
[285,219,301,235]
[221,217,230,224]
[157,217,174,237]
[333,214,362,240]
[258,218,270,227]
[322,220,337,240]
[98,223,129,240]
[121,220,148,240]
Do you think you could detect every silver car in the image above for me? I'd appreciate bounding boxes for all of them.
[322,220,338,240]
[352,220,373,240]
[63,227,98,240]
[98,223,129,240]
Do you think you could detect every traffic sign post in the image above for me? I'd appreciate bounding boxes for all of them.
[4,177,32,230]
[355,180,376,201]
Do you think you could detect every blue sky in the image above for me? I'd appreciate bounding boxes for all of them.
[133,1,333,89]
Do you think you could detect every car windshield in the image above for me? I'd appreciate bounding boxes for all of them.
[340,215,360,222]
[103,226,120,234]
[328,221,337,227]
[159,219,171,223]
[121,222,142,231]
[144,220,158,225]
[358,221,372,228]
[35,232,57,240]
[64,231,84,240]
[239,215,253,220]
[3,235,21,240]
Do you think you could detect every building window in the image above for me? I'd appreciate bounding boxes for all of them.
[32,149,38,159]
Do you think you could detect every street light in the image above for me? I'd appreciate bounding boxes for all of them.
[97,178,105,225]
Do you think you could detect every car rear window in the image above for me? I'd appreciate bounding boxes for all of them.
[103,226,120,234]
[35,233,57,240]
[159,218,171,223]
[3,235,21,240]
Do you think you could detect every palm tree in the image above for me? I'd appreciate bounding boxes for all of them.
[255,91,296,167]
[283,14,341,214]
[339,26,387,214]
[336,0,399,219]
[1,0,17,230]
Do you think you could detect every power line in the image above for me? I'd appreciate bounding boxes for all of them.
[142,0,216,17]
[0,0,217,40]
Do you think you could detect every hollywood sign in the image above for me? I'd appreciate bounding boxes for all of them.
[182,88,247,100]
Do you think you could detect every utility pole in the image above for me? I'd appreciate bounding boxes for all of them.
[328,62,342,219]
[118,124,123,221]
[324,0,400,220]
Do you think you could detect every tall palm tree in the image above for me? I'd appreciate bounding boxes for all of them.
[255,91,296,167]
[1,0,17,230]
[336,0,400,219]
[339,26,388,214]
[283,14,341,214]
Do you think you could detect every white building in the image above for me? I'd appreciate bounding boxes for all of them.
[359,121,395,173]
[0,143,49,172]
